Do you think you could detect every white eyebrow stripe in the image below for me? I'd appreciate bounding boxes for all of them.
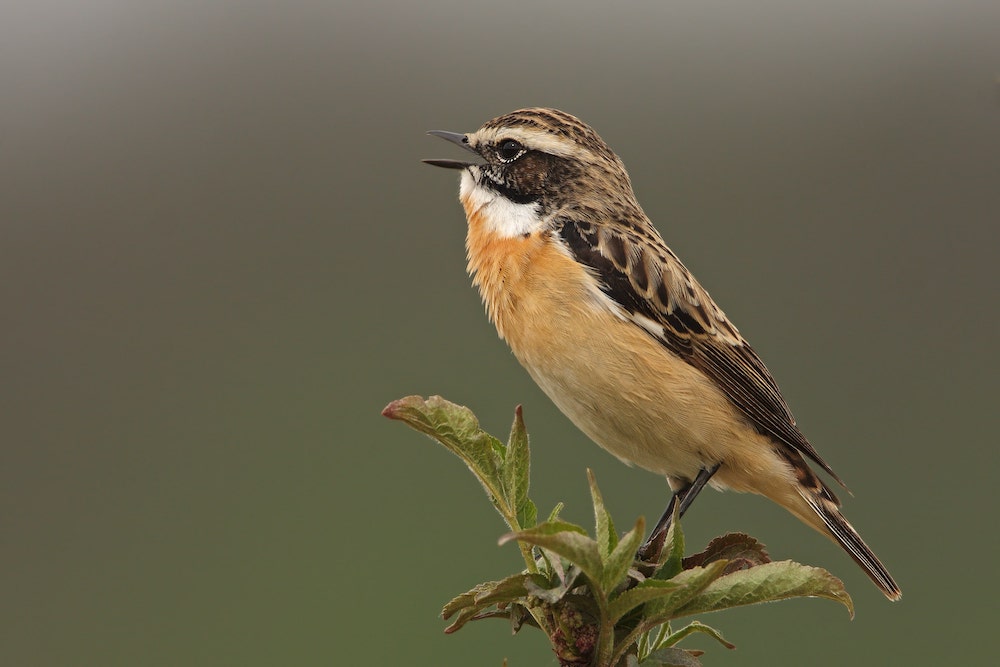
[471,127,591,160]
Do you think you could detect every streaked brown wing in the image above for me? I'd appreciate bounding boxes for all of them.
[558,218,846,489]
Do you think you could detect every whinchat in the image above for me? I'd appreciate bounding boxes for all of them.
[424,107,900,601]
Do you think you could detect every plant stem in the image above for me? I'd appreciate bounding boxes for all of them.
[592,591,614,667]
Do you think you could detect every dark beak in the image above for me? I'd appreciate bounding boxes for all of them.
[423,130,480,169]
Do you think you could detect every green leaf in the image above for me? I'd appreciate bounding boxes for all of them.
[659,620,734,650]
[525,564,582,603]
[442,572,547,619]
[500,521,604,587]
[544,540,724,666]
[441,572,551,634]
[441,586,485,621]
[588,469,617,558]
[443,604,527,635]
[607,579,683,623]
[509,603,535,633]
[383,395,508,524]
[442,606,484,634]
[503,405,532,528]
[517,499,538,531]
[671,560,855,620]
[613,562,729,664]
[501,519,587,538]
[644,647,702,667]
[602,515,645,591]
[547,502,565,522]
[641,561,729,624]
[655,507,685,580]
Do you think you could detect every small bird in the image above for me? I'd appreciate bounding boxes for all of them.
[424,108,900,601]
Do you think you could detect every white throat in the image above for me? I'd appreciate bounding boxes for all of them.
[460,169,543,238]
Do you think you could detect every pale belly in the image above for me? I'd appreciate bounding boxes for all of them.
[510,303,744,483]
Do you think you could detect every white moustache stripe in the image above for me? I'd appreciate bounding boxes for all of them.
[460,170,543,238]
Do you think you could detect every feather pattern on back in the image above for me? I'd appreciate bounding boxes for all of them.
[557,217,847,493]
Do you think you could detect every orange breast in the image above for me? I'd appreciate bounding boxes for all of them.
[464,205,587,345]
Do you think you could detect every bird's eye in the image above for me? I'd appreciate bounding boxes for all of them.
[496,139,525,163]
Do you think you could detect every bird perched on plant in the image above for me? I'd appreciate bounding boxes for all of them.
[424,107,900,600]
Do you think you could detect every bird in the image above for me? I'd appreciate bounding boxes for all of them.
[423,107,901,601]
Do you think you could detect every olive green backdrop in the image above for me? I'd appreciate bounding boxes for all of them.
[2,1,997,665]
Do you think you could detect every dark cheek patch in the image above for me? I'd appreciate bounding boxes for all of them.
[516,154,548,193]
[486,153,549,205]
[487,153,582,212]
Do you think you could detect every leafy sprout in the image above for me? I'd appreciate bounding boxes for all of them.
[384,395,853,667]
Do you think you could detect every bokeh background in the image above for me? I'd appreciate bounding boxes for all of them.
[3,1,998,664]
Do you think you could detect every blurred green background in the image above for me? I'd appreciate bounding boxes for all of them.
[2,1,998,664]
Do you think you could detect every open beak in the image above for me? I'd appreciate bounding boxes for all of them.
[423,130,481,169]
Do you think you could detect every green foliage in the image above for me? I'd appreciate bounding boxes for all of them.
[384,395,854,667]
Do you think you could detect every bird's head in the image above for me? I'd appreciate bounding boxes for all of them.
[425,108,637,236]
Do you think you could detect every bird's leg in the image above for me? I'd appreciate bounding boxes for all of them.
[636,489,683,563]
[638,463,720,563]
[676,462,720,518]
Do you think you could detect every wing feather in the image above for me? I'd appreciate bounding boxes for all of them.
[558,219,846,490]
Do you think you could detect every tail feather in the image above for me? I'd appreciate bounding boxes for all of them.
[800,490,902,601]
[776,450,901,601]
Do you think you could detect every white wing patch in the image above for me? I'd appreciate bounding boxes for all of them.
[460,169,544,238]
[632,313,666,337]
